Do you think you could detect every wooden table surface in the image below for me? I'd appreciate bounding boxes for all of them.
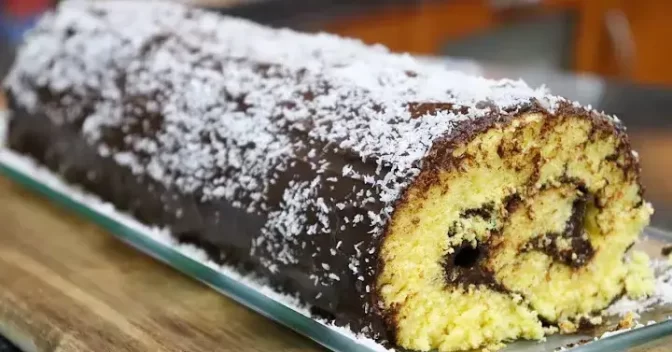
[0,176,324,352]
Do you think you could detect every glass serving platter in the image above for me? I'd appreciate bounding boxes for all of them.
[2,138,672,352]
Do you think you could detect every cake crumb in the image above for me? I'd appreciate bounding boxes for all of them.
[558,320,577,334]
[543,325,559,334]
[624,251,656,299]
[606,259,672,318]
[616,311,636,330]
[586,315,603,326]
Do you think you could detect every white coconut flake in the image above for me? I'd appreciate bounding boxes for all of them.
[0,143,309,315]
[0,143,394,352]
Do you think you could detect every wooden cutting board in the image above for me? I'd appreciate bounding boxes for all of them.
[0,176,323,352]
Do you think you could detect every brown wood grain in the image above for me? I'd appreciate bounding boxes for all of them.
[0,176,323,352]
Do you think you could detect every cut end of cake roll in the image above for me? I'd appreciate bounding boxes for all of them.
[376,108,653,352]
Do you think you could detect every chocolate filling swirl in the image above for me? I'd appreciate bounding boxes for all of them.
[442,205,499,288]
[525,188,595,268]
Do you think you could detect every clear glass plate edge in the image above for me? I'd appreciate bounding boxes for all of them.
[2,146,672,352]
[0,148,381,352]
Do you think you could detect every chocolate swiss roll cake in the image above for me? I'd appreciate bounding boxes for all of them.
[2,1,655,351]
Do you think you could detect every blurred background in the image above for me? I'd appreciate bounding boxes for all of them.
[1,0,671,226]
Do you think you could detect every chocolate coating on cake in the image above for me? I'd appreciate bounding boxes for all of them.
[2,1,644,346]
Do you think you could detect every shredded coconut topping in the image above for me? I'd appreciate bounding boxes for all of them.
[3,0,590,302]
